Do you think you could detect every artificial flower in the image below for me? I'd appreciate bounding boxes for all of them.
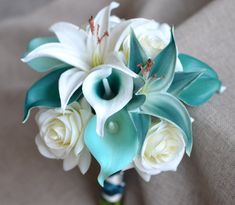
[35,99,93,174]
[21,1,223,189]
[134,120,185,181]
[22,1,137,136]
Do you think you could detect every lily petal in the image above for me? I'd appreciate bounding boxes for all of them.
[94,1,119,37]
[59,68,87,110]
[22,43,90,71]
[104,52,139,78]
[50,22,88,54]
[82,66,133,136]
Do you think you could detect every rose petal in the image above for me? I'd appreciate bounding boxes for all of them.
[35,134,55,159]
[78,148,91,174]
[63,152,79,171]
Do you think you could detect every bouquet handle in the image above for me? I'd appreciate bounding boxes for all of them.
[100,172,125,205]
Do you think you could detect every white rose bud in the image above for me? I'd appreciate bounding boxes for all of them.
[121,19,183,71]
[134,120,185,181]
[35,99,93,174]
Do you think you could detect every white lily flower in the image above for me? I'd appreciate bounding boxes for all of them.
[22,1,138,136]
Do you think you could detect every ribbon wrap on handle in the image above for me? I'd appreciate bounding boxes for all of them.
[100,172,125,205]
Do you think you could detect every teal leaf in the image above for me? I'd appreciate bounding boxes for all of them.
[133,77,145,93]
[84,109,138,186]
[126,95,146,111]
[141,93,192,156]
[23,36,67,72]
[146,27,177,92]
[23,67,82,122]
[178,54,222,106]
[168,71,203,96]
[27,37,58,51]
[178,77,221,106]
[128,29,148,73]
[129,113,150,153]
[179,54,219,78]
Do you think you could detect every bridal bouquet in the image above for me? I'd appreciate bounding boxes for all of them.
[21,2,223,204]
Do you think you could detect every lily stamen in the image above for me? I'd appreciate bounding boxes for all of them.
[98,31,109,44]
[89,16,95,34]
[137,59,154,77]
[146,59,153,72]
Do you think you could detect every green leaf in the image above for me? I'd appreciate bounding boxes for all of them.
[129,113,151,153]
[141,93,192,156]
[23,67,82,122]
[23,36,67,72]
[178,54,222,106]
[128,29,148,74]
[84,109,138,186]
[146,27,177,92]
[168,71,203,96]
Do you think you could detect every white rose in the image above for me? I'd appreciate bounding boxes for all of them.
[35,99,93,174]
[134,120,185,181]
[118,19,183,71]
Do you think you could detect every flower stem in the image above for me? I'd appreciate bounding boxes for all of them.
[100,172,125,205]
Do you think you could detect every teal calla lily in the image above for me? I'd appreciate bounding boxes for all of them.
[177,54,222,106]
[84,109,138,186]
[23,67,82,122]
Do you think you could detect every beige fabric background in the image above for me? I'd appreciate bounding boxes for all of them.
[0,0,234,204]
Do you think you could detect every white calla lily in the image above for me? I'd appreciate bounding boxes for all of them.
[82,66,133,136]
